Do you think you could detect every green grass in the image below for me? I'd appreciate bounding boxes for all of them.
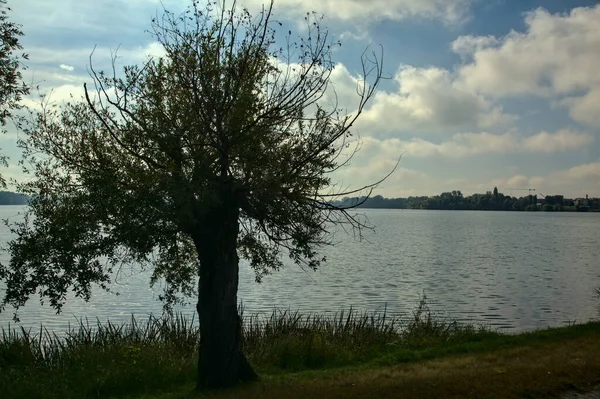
[1,298,598,399]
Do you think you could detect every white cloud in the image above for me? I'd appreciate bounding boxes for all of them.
[456,5,600,96]
[45,84,86,103]
[356,66,517,136]
[59,64,75,72]
[505,175,530,189]
[242,0,474,25]
[350,129,591,160]
[20,42,168,110]
[560,88,600,128]
[494,162,600,197]
[12,0,171,33]
[322,63,363,112]
[563,162,600,181]
[332,161,439,198]
[28,42,166,70]
[20,84,86,112]
[451,35,499,58]
[488,175,534,192]
[454,5,600,127]
[521,129,594,153]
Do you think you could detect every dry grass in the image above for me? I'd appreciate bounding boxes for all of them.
[198,329,600,399]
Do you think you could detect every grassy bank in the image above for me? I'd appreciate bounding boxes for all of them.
[202,325,600,399]
[1,301,598,399]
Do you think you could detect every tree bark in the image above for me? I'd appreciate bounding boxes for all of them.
[192,198,257,389]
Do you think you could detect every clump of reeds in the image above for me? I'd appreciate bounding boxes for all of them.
[242,305,402,370]
[1,313,199,370]
[399,295,494,348]
[241,295,496,371]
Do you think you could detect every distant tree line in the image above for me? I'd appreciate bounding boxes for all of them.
[0,191,29,205]
[337,188,597,212]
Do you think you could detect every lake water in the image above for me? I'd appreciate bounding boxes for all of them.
[0,206,598,333]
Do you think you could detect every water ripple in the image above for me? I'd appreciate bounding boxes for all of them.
[0,208,599,333]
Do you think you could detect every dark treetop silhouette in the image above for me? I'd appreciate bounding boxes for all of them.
[0,0,29,187]
[0,0,387,389]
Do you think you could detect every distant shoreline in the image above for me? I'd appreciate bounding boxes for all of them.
[0,191,30,206]
[336,189,599,212]
[353,206,598,212]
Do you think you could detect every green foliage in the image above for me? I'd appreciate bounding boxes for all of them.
[542,203,553,212]
[0,0,28,126]
[0,0,30,187]
[0,0,383,315]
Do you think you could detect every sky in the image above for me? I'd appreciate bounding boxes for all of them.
[6,0,600,198]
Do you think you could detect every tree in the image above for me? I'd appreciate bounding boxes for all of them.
[0,0,29,187]
[0,0,385,389]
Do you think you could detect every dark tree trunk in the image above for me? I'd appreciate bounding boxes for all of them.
[192,198,257,389]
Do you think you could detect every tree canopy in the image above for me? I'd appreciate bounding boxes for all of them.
[0,0,29,187]
[0,0,385,388]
